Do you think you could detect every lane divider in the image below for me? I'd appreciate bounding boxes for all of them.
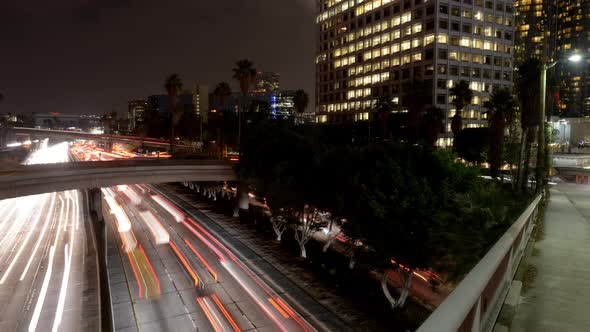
[169,241,199,287]
[184,239,218,282]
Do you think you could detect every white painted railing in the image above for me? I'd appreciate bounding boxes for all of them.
[418,193,543,332]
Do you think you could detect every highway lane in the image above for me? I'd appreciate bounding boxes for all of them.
[0,141,100,332]
[105,184,315,332]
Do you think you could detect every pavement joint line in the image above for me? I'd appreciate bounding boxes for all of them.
[105,204,141,332]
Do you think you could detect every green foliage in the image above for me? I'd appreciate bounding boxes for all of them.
[241,122,531,282]
[454,128,490,164]
[440,180,532,280]
[293,90,310,114]
[233,59,257,95]
[449,80,473,115]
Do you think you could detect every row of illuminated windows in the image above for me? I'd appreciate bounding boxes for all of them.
[337,13,509,45]
[332,27,511,61]
[332,41,512,70]
[439,49,512,66]
[354,0,395,17]
[349,72,391,87]
[319,0,513,23]
[340,12,414,40]
[333,24,424,57]
[317,0,356,23]
[441,5,513,25]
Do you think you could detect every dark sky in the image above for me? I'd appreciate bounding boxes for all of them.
[0,0,316,115]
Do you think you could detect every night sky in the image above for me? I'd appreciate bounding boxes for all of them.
[0,0,316,115]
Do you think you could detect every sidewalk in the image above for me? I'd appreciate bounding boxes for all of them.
[512,183,590,331]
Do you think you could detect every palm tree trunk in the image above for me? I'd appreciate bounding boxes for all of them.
[170,119,175,155]
[517,127,527,190]
[521,129,533,193]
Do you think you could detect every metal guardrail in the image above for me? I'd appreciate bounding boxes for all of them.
[418,193,543,332]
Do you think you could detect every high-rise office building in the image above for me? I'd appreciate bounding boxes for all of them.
[127,99,147,131]
[316,0,516,146]
[514,0,555,65]
[555,0,590,116]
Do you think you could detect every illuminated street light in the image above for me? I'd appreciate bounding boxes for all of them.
[538,53,587,189]
[568,54,582,63]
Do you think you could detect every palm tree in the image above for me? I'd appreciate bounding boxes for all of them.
[450,80,473,145]
[374,95,396,141]
[516,58,542,191]
[165,74,183,154]
[232,59,257,147]
[402,80,431,143]
[484,88,516,178]
[232,60,257,218]
[293,89,309,124]
[424,106,445,147]
[293,89,309,114]
[232,60,257,96]
[213,82,231,110]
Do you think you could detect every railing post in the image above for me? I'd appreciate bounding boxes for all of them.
[506,246,514,283]
[471,298,481,332]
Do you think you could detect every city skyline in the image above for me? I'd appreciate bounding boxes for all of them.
[0,0,316,115]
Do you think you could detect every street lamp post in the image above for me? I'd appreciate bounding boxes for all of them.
[538,54,583,190]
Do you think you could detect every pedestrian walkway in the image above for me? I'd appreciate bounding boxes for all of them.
[512,183,590,332]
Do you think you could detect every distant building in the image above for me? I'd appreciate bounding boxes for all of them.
[514,0,556,65]
[128,99,147,131]
[33,113,100,130]
[251,72,280,94]
[193,84,209,123]
[146,94,195,117]
[555,0,590,116]
[274,90,296,119]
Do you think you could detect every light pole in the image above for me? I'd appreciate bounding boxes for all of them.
[538,54,584,189]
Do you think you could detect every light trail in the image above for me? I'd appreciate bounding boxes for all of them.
[0,194,48,284]
[127,250,144,299]
[139,210,170,245]
[103,189,131,232]
[169,241,199,287]
[28,246,55,332]
[184,239,218,282]
[182,220,225,262]
[197,297,223,332]
[117,185,141,205]
[29,190,67,332]
[19,193,57,280]
[211,294,241,332]
[52,191,78,332]
[139,245,160,295]
[152,195,185,222]
[186,217,314,332]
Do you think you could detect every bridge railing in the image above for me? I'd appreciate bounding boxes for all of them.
[418,193,543,332]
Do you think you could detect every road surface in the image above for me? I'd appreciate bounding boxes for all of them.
[0,141,100,331]
[105,184,315,332]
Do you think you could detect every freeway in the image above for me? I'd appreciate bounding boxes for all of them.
[0,141,100,331]
[105,184,316,331]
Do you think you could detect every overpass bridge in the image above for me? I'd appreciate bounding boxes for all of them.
[552,153,590,183]
[0,127,188,149]
[0,159,236,200]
